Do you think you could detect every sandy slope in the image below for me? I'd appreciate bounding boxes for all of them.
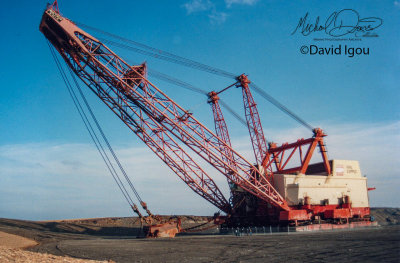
[0,231,38,249]
[0,231,111,263]
[0,247,113,263]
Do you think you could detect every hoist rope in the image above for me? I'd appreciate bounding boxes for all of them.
[47,43,134,206]
[47,41,145,213]
[67,66,144,203]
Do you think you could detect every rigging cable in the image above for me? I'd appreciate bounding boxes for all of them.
[78,22,314,131]
[250,83,314,131]
[67,65,143,203]
[99,38,236,79]
[148,68,207,96]
[47,41,144,212]
[219,100,248,127]
[77,22,236,79]
[147,67,249,126]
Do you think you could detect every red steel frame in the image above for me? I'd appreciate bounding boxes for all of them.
[41,7,230,213]
[233,74,332,177]
[238,75,270,172]
[237,74,331,176]
[208,91,238,173]
[40,4,290,212]
[41,2,357,224]
[266,128,331,175]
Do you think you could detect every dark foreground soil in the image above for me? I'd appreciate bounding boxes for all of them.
[30,226,400,263]
[0,208,399,263]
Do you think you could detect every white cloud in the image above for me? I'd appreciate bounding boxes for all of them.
[182,0,229,24]
[182,0,214,14]
[0,121,398,220]
[209,11,228,24]
[0,142,227,220]
[225,0,259,8]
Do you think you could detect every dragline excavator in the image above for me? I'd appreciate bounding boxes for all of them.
[40,1,375,236]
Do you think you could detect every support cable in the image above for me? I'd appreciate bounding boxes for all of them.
[219,100,248,127]
[99,38,236,79]
[77,22,314,130]
[148,69,207,96]
[77,22,236,78]
[250,83,314,131]
[147,68,248,127]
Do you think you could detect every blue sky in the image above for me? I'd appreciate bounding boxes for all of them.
[0,0,399,220]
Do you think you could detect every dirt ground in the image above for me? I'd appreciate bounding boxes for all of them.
[0,247,112,263]
[29,226,400,263]
[0,231,111,263]
[0,208,398,263]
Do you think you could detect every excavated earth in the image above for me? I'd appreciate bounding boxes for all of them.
[0,208,399,263]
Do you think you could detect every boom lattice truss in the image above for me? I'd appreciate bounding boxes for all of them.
[40,5,290,212]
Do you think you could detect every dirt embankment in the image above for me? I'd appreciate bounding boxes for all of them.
[371,207,400,225]
[0,209,397,242]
